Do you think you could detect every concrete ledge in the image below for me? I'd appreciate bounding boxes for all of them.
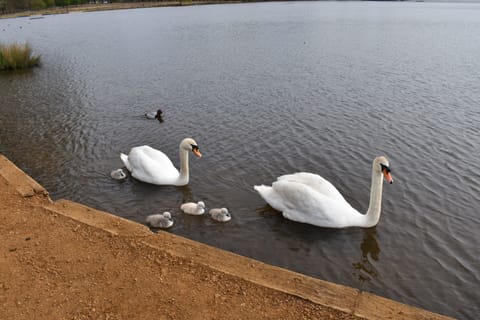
[0,154,455,320]
[45,199,151,237]
[142,231,360,313]
[354,292,453,320]
[0,155,48,197]
[45,205,454,320]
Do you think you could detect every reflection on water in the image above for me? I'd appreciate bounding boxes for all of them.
[1,2,480,319]
[352,229,380,283]
[178,185,195,203]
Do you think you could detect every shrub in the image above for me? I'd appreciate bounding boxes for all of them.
[29,0,47,10]
[0,43,41,71]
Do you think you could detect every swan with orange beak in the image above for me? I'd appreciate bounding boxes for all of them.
[120,138,201,186]
[254,156,393,228]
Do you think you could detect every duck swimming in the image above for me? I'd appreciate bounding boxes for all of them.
[145,109,163,120]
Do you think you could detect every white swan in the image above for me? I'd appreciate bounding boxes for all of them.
[209,208,231,222]
[254,156,393,228]
[180,201,206,215]
[120,138,201,186]
[146,212,173,229]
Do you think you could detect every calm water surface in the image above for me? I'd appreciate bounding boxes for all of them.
[1,2,479,319]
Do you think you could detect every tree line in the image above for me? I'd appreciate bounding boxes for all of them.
[0,0,168,13]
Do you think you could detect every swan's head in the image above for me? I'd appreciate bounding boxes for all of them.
[197,201,206,209]
[220,208,229,214]
[163,211,172,219]
[181,138,202,158]
[373,156,393,184]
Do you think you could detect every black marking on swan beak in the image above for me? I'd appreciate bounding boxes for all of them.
[191,144,202,157]
[380,163,391,173]
[380,163,393,184]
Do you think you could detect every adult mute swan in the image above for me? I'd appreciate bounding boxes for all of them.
[120,138,201,186]
[254,156,393,228]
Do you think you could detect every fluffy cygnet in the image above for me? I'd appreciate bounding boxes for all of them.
[110,168,127,180]
[146,212,173,229]
[180,201,206,215]
[209,208,231,222]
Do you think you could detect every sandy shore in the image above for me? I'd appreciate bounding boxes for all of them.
[0,154,455,319]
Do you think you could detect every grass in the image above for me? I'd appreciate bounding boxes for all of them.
[0,43,41,71]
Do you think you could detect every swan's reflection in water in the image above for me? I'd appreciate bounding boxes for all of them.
[179,185,194,202]
[352,229,380,283]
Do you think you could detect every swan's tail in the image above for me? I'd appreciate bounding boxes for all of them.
[120,153,132,172]
[254,184,275,202]
[254,185,285,213]
[254,185,270,198]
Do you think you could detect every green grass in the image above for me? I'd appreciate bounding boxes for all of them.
[0,43,41,71]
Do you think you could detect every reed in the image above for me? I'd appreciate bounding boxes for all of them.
[0,43,40,71]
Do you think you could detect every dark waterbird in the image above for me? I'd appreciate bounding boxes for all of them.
[145,109,163,120]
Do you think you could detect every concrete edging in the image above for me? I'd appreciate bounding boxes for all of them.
[0,154,455,320]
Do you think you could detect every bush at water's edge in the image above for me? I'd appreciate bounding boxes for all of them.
[0,43,41,71]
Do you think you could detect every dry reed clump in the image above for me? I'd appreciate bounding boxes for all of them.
[0,43,40,71]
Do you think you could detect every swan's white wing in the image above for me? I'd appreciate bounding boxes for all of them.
[127,146,180,185]
[277,172,347,203]
[271,180,359,228]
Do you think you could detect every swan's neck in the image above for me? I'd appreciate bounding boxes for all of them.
[177,147,189,186]
[361,169,384,227]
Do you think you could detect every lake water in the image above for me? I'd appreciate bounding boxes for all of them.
[1,2,479,319]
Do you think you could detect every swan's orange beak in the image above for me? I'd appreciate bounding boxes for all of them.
[382,168,393,184]
[193,149,202,158]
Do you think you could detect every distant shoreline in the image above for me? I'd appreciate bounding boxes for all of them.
[0,1,247,20]
[3,1,477,20]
